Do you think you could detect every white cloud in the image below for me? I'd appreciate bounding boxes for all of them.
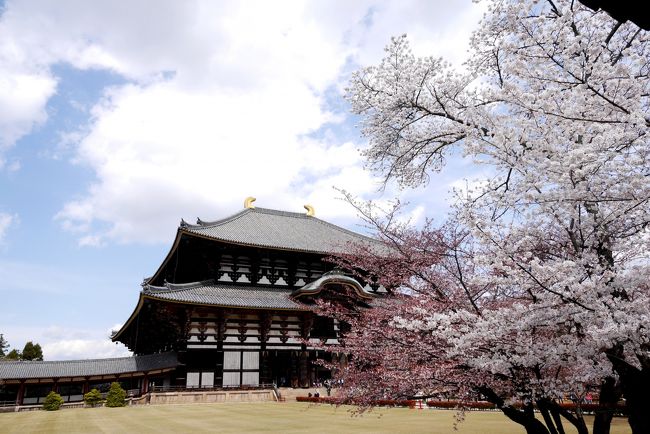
[0,5,57,161]
[1,325,131,360]
[0,71,56,152]
[0,212,17,244]
[43,339,130,360]
[1,0,484,244]
[54,78,381,243]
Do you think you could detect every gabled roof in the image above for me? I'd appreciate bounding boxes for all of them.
[0,352,178,380]
[144,280,305,310]
[148,206,389,285]
[179,207,384,254]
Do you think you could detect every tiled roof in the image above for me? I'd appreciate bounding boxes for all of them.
[0,352,178,380]
[144,280,306,310]
[180,207,385,254]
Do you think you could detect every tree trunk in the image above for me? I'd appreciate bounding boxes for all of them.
[622,370,650,434]
[500,406,551,434]
[593,377,620,434]
[607,353,650,434]
[538,404,559,434]
[538,398,587,434]
[549,408,566,434]
[478,387,550,434]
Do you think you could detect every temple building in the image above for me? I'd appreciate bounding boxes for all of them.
[1,199,384,406]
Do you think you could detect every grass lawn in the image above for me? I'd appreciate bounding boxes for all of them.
[0,402,632,434]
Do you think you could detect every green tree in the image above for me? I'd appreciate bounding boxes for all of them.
[21,341,43,361]
[42,391,64,411]
[105,382,126,407]
[83,388,103,407]
[0,334,8,358]
[4,349,21,360]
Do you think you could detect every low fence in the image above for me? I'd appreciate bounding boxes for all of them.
[144,387,276,405]
[0,400,88,413]
[0,384,279,411]
[150,384,276,393]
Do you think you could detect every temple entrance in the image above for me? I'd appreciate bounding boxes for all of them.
[265,350,334,388]
[268,351,292,387]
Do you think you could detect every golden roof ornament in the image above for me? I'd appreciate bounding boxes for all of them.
[244,197,256,209]
[304,204,315,217]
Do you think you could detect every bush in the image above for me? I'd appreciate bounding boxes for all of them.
[84,388,103,407]
[105,382,126,407]
[42,391,64,411]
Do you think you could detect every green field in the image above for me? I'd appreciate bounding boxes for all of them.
[0,403,632,434]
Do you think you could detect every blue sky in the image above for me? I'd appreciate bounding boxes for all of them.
[0,0,484,359]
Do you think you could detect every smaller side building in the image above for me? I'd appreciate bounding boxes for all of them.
[0,353,178,406]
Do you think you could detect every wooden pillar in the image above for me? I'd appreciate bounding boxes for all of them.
[16,381,25,406]
[82,378,90,394]
[216,310,227,351]
[142,373,149,394]
[52,379,58,393]
[299,351,309,388]
[290,352,299,388]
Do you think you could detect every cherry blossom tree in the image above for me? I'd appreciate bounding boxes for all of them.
[338,0,649,433]
[323,204,599,434]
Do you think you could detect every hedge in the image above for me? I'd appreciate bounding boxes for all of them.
[296,396,416,407]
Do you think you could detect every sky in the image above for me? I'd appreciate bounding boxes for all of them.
[0,0,484,360]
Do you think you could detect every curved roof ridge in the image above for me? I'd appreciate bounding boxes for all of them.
[293,270,373,300]
[191,207,310,229]
[182,209,251,229]
[252,207,311,218]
